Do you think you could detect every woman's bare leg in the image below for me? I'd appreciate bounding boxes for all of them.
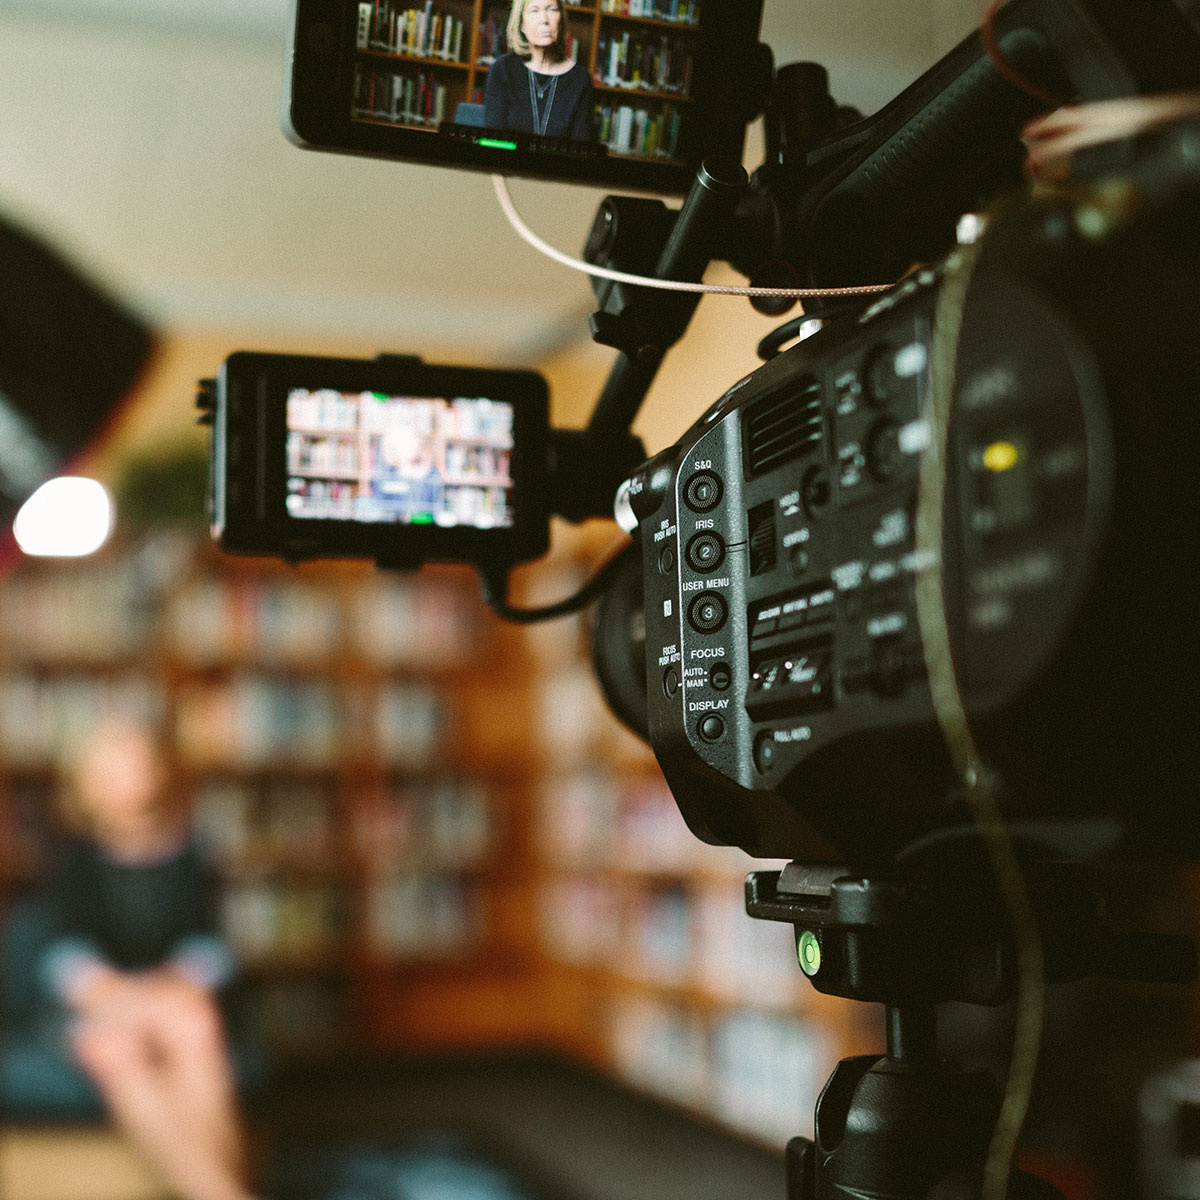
[137,978,248,1181]
[70,1017,253,1200]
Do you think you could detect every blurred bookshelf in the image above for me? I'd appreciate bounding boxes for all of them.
[0,535,539,1062]
[0,525,879,1146]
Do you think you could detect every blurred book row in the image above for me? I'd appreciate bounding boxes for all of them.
[0,673,163,766]
[164,571,480,668]
[609,994,836,1148]
[0,553,480,668]
[192,774,496,871]
[176,677,443,768]
[539,875,809,1006]
[536,767,772,878]
[598,0,698,23]
[221,873,483,964]
[0,672,449,769]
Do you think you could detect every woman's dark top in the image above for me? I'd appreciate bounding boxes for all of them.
[483,55,595,141]
[36,835,234,1002]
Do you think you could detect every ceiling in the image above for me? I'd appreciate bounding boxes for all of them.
[0,0,982,361]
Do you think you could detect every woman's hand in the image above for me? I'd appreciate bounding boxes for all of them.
[143,964,214,1010]
[71,963,150,1025]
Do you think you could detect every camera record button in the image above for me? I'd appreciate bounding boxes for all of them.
[871,640,922,697]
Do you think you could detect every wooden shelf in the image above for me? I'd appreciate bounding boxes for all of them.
[239,952,350,979]
[358,49,472,70]
[353,115,442,132]
[598,13,700,32]
[594,83,693,103]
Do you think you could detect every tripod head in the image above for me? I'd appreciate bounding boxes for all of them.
[744,857,1197,1199]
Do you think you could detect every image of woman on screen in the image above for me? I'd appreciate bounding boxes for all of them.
[483,1,595,142]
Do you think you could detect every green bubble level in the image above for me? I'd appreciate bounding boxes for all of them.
[797,930,821,977]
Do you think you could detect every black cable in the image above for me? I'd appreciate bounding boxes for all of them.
[479,538,637,624]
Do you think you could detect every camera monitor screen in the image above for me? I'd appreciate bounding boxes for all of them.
[286,387,517,530]
[210,352,550,566]
[285,0,765,194]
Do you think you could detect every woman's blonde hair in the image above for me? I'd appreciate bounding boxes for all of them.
[506,0,567,61]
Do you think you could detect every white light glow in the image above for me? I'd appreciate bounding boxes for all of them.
[13,477,114,557]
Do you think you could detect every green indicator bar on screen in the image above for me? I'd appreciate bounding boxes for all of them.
[410,513,435,524]
[479,137,518,150]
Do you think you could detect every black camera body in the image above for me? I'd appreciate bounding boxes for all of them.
[625,179,1200,870]
[203,351,551,569]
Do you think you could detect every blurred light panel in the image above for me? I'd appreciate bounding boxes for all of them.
[13,476,113,557]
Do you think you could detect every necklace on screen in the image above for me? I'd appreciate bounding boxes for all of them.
[528,70,558,136]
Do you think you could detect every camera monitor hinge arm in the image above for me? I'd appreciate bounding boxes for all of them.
[539,159,748,527]
[581,159,749,446]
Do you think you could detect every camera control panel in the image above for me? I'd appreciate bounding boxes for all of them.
[628,259,1111,861]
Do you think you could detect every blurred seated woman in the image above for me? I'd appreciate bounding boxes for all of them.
[483,1,595,141]
[32,717,257,1200]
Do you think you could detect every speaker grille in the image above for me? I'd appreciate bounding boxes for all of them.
[745,375,823,477]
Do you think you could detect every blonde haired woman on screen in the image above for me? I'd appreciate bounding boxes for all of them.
[483,0,595,141]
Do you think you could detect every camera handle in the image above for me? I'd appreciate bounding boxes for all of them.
[535,158,748,528]
[587,163,747,407]
[558,60,867,524]
[744,862,1196,1199]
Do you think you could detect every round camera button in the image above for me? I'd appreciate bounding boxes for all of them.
[753,732,777,773]
[684,471,723,513]
[686,531,725,573]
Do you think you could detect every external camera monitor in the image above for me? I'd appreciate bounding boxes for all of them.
[208,351,550,567]
[284,0,765,194]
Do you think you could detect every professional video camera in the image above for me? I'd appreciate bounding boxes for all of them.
[200,1,1200,1195]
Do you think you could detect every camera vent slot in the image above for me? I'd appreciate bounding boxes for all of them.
[745,375,823,478]
[748,501,777,576]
